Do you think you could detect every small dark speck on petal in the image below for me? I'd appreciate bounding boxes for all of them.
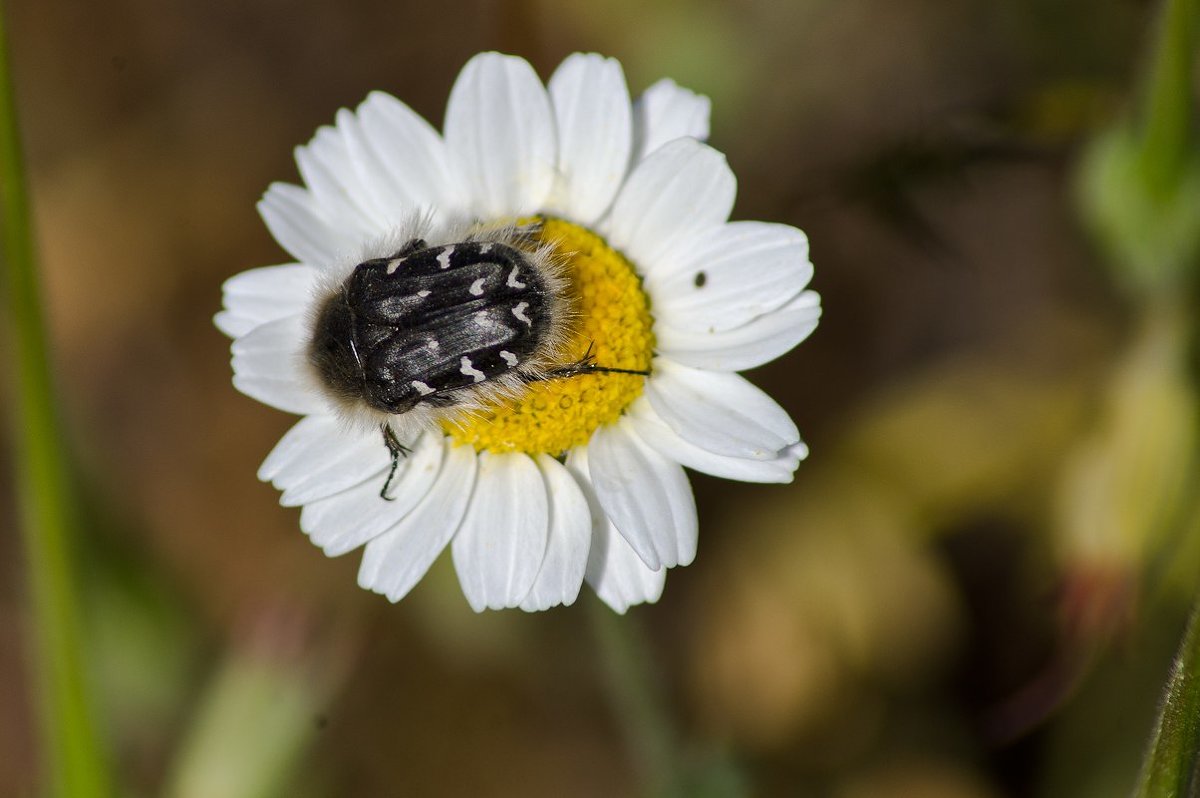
[694,271,707,288]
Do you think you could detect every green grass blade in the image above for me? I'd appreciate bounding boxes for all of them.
[0,1,113,795]
[1134,602,1200,798]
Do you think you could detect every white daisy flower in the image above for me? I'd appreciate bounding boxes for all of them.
[216,52,820,613]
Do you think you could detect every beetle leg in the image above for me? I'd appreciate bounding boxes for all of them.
[379,424,411,501]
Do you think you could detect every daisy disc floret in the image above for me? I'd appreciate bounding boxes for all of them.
[216,52,821,613]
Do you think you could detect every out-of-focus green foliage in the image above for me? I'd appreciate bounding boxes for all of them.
[164,618,347,798]
[1078,0,1200,297]
[0,1,112,795]
[1056,305,1200,606]
[1071,0,1200,794]
[1079,127,1200,296]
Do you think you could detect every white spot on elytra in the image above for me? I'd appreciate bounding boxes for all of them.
[411,380,435,396]
[437,246,455,270]
[460,357,486,383]
[512,301,532,325]
[506,266,526,289]
[479,243,493,253]
[386,257,405,274]
[426,339,440,350]
[500,350,518,367]
[417,289,431,298]
[469,277,486,296]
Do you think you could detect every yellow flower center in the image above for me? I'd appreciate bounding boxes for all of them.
[442,217,654,455]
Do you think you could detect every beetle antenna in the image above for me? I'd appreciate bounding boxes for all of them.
[539,340,650,380]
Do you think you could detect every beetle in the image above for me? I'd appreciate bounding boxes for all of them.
[306,222,645,499]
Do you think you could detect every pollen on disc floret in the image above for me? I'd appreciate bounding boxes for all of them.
[443,217,655,455]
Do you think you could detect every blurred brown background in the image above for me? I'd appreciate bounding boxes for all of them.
[2,0,1192,796]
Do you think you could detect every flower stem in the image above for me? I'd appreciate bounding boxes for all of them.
[1137,0,1197,200]
[587,598,685,798]
[1133,600,1200,798]
[0,3,112,796]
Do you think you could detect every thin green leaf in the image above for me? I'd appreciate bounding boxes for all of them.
[1134,602,1200,798]
[0,1,112,795]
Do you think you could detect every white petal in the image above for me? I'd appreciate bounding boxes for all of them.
[586,521,668,613]
[444,52,556,219]
[357,439,477,602]
[452,451,549,611]
[230,315,325,415]
[258,183,360,266]
[543,53,633,225]
[332,108,412,225]
[348,92,473,223]
[628,398,803,483]
[294,125,388,234]
[656,289,822,372]
[519,455,593,611]
[646,221,812,333]
[644,359,798,459]
[632,78,711,161]
[215,264,318,338]
[605,138,735,269]
[259,415,387,508]
[587,418,698,570]
[278,429,389,507]
[566,449,666,613]
[259,415,330,483]
[302,430,445,556]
